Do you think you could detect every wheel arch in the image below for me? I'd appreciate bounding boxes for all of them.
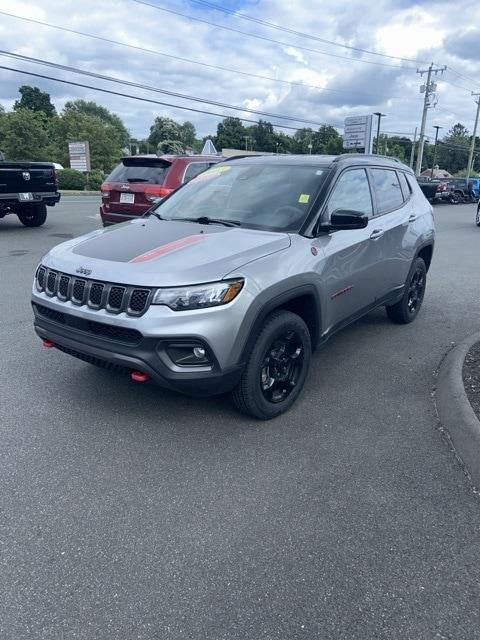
[233,283,322,366]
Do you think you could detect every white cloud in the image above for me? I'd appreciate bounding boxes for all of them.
[0,0,478,140]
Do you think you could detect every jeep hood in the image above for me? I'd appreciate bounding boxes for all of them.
[45,218,291,286]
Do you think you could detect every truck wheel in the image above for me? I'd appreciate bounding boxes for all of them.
[449,193,460,204]
[17,204,47,227]
[232,310,311,420]
[386,257,426,324]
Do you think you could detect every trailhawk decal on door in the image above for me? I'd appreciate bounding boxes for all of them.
[330,285,353,300]
[129,235,207,263]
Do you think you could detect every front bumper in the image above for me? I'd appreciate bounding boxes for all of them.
[31,293,246,396]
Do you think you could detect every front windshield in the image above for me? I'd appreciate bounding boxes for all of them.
[153,163,326,232]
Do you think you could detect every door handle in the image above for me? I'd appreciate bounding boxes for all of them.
[408,214,417,223]
[370,229,384,240]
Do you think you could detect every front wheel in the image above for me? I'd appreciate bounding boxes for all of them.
[476,207,480,227]
[17,204,47,227]
[232,310,312,419]
[386,257,427,324]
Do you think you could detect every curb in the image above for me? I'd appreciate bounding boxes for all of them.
[435,331,480,490]
[59,190,100,197]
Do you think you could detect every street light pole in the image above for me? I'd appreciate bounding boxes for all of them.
[373,112,386,154]
[431,125,442,179]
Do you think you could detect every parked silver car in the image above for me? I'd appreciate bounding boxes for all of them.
[32,154,435,419]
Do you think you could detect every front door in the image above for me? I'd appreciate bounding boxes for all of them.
[315,167,386,334]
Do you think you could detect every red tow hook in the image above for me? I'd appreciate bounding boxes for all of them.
[131,371,150,383]
[42,339,55,348]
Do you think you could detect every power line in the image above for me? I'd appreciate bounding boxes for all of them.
[0,50,340,128]
[0,64,343,132]
[130,0,414,69]
[187,0,428,65]
[0,10,415,103]
[447,67,480,91]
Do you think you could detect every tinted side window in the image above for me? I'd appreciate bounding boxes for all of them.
[398,172,412,200]
[184,162,208,182]
[326,169,373,217]
[371,169,404,213]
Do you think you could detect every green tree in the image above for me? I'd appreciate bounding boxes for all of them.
[250,119,276,151]
[179,121,196,147]
[435,123,470,174]
[63,100,129,149]
[13,85,56,118]
[158,140,185,154]
[1,108,49,161]
[148,116,182,148]
[214,117,247,150]
[291,128,314,154]
[312,125,343,154]
[50,109,125,171]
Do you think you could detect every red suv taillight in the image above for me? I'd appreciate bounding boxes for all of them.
[101,182,112,198]
[145,185,173,202]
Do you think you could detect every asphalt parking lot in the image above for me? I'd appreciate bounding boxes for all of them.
[1,198,480,639]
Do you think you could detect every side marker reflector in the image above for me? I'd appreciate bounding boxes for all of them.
[42,339,55,348]
[131,371,149,383]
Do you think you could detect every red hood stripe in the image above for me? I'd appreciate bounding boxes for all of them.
[129,234,206,263]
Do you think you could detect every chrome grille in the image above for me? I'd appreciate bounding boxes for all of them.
[35,268,152,316]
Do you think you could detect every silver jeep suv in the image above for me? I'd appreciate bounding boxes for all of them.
[32,154,434,419]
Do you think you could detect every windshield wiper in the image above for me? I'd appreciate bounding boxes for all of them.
[176,216,241,227]
[146,210,163,221]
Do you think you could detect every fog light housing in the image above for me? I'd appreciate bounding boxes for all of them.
[167,343,212,366]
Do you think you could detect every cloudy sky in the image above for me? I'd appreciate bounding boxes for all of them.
[1,0,479,142]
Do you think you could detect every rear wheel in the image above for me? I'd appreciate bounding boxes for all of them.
[232,310,311,419]
[17,204,47,227]
[476,207,480,227]
[386,257,426,324]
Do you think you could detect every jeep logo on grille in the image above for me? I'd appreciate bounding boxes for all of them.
[76,266,92,276]
[22,171,31,181]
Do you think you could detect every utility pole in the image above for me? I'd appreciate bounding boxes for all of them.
[409,127,418,169]
[431,125,442,178]
[466,93,480,180]
[415,63,446,176]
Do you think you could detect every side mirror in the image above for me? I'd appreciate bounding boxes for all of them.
[319,209,369,232]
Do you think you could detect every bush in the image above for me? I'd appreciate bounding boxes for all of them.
[58,168,86,190]
[86,170,105,190]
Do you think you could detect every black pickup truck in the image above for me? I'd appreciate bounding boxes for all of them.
[416,178,458,204]
[0,160,60,227]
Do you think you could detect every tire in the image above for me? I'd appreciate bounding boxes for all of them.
[17,204,47,227]
[449,193,460,204]
[386,257,427,324]
[476,207,480,227]
[232,309,312,420]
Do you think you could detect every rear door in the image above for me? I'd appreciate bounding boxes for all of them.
[367,167,413,297]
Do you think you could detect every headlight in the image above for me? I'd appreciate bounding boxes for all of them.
[152,279,244,311]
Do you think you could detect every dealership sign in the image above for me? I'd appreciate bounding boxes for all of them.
[68,141,91,172]
[343,116,373,153]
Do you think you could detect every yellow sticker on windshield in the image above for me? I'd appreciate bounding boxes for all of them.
[298,194,310,204]
[194,165,231,181]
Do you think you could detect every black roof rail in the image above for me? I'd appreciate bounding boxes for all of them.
[333,153,402,164]
[220,154,269,162]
